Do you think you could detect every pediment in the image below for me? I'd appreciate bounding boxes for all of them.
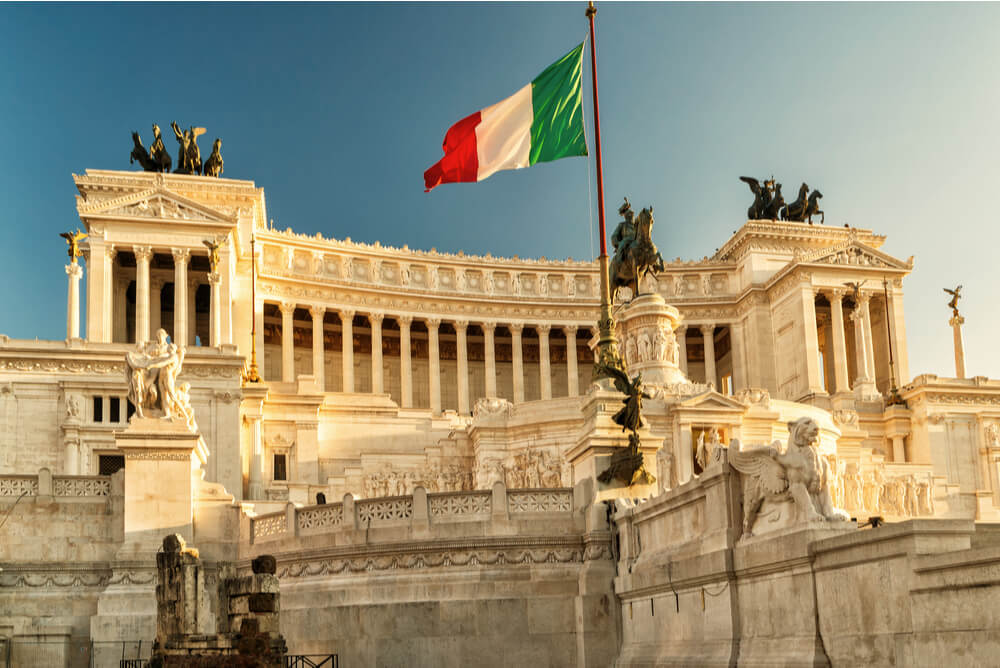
[677,391,748,412]
[77,187,236,224]
[799,240,912,271]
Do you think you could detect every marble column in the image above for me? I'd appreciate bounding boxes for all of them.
[171,248,190,346]
[113,276,128,344]
[510,323,525,403]
[456,320,469,413]
[254,302,265,379]
[64,438,79,476]
[280,302,296,383]
[188,277,199,345]
[427,318,441,414]
[828,290,850,393]
[208,272,222,347]
[133,246,152,343]
[310,306,326,391]
[483,322,497,397]
[677,325,688,376]
[564,326,579,397]
[538,324,552,400]
[860,294,877,385]
[398,316,413,407]
[370,312,385,395]
[85,242,113,342]
[850,308,868,382]
[150,277,163,335]
[248,414,264,499]
[65,263,83,339]
[802,287,825,394]
[886,283,909,384]
[730,321,746,393]
[950,315,966,379]
[700,324,717,388]
[341,309,355,392]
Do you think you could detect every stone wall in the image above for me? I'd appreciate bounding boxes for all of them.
[241,482,618,667]
[613,463,1000,667]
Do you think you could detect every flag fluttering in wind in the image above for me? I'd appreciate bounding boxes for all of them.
[424,42,589,192]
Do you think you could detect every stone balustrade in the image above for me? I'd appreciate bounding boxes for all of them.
[0,469,112,498]
[249,484,575,544]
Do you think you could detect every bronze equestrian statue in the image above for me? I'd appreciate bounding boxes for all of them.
[609,198,665,300]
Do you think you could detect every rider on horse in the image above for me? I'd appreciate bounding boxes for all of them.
[611,197,637,266]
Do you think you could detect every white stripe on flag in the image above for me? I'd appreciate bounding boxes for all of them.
[476,83,532,181]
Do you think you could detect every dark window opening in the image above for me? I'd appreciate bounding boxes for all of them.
[99,454,124,475]
[92,396,103,422]
[273,453,287,481]
[109,397,121,423]
[126,400,136,420]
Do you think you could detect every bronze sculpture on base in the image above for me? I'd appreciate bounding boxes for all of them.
[595,362,656,487]
[608,198,665,301]
[59,229,88,263]
[943,285,962,318]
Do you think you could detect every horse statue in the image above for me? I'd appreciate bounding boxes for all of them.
[129,132,156,171]
[780,183,810,221]
[739,176,772,220]
[803,190,824,224]
[609,206,665,300]
[762,182,785,220]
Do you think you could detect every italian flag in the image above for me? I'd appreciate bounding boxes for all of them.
[424,42,589,192]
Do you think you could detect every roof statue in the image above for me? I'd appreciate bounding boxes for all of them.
[943,285,962,317]
[739,176,784,220]
[608,197,665,300]
[728,417,850,537]
[125,328,197,432]
[203,238,222,273]
[59,228,88,263]
[203,138,224,178]
[595,361,655,487]
[171,121,207,175]
[129,125,172,173]
[779,182,824,224]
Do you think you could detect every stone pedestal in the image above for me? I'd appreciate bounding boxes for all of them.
[115,416,207,557]
[950,315,966,379]
[65,262,82,340]
[567,388,659,502]
[615,293,687,385]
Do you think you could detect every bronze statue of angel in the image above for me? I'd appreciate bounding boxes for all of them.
[59,229,88,263]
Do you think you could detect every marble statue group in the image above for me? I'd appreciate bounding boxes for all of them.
[125,328,197,432]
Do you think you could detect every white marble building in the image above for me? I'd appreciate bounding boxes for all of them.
[2,169,1000,666]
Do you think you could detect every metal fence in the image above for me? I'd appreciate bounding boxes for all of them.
[0,639,336,668]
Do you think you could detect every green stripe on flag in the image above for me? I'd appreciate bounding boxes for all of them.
[529,42,588,166]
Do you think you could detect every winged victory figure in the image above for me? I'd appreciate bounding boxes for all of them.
[943,285,962,317]
[593,361,655,487]
[59,229,88,263]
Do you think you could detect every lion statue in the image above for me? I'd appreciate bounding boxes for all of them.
[728,417,849,537]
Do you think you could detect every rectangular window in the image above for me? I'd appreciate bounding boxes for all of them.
[109,397,121,423]
[98,454,124,475]
[126,400,136,421]
[273,453,287,481]
[92,396,103,423]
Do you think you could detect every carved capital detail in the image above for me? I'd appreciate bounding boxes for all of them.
[133,245,153,263]
[508,322,524,335]
[340,309,356,321]
[426,317,442,329]
[481,321,497,333]
[369,312,385,326]
[396,315,413,328]
[454,319,468,331]
[308,305,326,320]
[171,248,191,265]
[536,324,552,336]
[278,301,296,316]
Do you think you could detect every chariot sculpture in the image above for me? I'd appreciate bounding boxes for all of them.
[740,177,824,223]
[129,122,223,177]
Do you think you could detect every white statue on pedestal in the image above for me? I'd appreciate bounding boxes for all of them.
[728,417,849,537]
[125,328,197,431]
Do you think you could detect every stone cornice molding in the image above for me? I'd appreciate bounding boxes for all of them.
[713,220,885,263]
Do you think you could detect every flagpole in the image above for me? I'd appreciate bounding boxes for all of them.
[586,1,620,372]
[244,233,261,384]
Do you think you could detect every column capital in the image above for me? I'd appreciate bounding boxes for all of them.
[207,271,221,285]
[949,315,965,328]
[66,263,83,279]
[676,324,688,334]
[562,324,578,336]
[151,275,166,290]
[426,317,441,329]
[857,292,872,306]
[826,287,846,302]
[454,319,468,331]
[481,321,497,333]
[699,323,716,335]
[369,312,385,326]
[536,324,552,336]
[396,314,413,327]
[133,245,153,262]
[105,245,118,261]
[509,322,524,335]
[309,305,326,319]
[340,308,356,321]
[278,301,296,316]
[171,248,191,265]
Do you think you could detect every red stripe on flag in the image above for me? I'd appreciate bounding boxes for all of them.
[423,111,481,192]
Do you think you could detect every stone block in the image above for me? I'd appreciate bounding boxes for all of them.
[248,593,278,613]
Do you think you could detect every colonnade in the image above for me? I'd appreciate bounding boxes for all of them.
[259,300,591,414]
[81,244,229,347]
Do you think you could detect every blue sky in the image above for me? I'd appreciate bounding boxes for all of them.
[1,2,997,379]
